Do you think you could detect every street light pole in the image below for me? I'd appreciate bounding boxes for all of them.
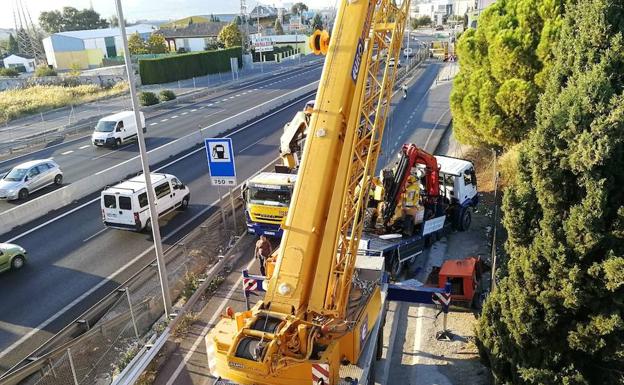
[114,0,172,317]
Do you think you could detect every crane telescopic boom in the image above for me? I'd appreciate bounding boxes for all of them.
[206,1,409,383]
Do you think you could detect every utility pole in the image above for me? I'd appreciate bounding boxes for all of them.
[115,0,172,317]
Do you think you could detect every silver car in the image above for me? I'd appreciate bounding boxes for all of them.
[0,159,63,201]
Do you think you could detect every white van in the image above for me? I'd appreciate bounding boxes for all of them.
[101,173,190,232]
[92,111,146,148]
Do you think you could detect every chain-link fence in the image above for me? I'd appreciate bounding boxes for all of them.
[4,185,248,385]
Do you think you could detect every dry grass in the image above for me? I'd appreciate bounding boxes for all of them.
[0,82,128,123]
[459,145,519,193]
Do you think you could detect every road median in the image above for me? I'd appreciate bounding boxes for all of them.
[0,81,318,236]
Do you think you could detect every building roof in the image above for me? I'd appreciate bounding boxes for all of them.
[157,22,228,39]
[4,54,35,61]
[54,24,156,40]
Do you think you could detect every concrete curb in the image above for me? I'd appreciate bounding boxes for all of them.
[0,82,318,235]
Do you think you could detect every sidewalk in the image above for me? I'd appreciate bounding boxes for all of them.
[0,55,322,155]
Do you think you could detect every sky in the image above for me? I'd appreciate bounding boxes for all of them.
[1,0,337,29]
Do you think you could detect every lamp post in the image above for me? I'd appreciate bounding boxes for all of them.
[114,0,172,317]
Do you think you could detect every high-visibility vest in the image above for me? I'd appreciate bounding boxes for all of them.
[404,183,419,207]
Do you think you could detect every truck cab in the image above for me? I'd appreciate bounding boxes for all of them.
[241,172,297,237]
[435,155,478,230]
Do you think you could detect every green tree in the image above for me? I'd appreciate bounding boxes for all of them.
[128,32,147,55]
[233,15,242,25]
[146,34,168,54]
[413,15,431,28]
[274,19,284,35]
[209,14,221,23]
[291,2,308,16]
[39,7,109,33]
[477,1,624,384]
[450,0,567,148]
[218,23,242,48]
[312,13,323,30]
[7,34,18,55]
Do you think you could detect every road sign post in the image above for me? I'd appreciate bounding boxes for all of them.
[205,138,237,231]
[205,138,237,187]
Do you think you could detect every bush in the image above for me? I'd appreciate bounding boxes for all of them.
[159,89,176,101]
[0,68,19,77]
[139,91,159,106]
[34,66,57,77]
[139,46,242,85]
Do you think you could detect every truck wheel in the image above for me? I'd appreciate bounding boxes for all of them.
[390,256,402,280]
[363,208,378,230]
[114,138,121,148]
[459,208,471,231]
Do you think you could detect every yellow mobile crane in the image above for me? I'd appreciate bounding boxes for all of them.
[206,0,409,383]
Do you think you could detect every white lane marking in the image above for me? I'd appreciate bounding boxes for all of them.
[236,94,241,97]
[239,137,264,153]
[82,227,107,243]
[164,257,256,385]
[423,108,451,150]
[90,144,133,160]
[200,106,206,109]
[191,109,197,112]
[61,150,74,155]
[79,145,90,150]
[181,112,188,115]
[228,97,235,100]
[171,115,179,119]
[150,122,158,126]
[161,118,169,122]
[412,305,426,367]
[222,99,228,102]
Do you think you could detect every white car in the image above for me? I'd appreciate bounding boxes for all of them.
[101,173,190,232]
[0,159,63,200]
[388,57,402,67]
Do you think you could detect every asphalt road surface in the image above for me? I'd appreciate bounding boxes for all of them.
[0,59,451,374]
[0,62,323,214]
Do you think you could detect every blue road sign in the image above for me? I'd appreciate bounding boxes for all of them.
[205,138,236,186]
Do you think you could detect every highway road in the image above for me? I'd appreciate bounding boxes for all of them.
[0,59,450,374]
[0,62,323,214]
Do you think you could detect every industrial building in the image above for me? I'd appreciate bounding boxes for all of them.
[42,24,156,70]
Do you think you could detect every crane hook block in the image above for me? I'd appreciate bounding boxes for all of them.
[310,29,330,55]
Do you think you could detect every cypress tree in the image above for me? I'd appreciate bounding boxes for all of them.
[477,0,624,384]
